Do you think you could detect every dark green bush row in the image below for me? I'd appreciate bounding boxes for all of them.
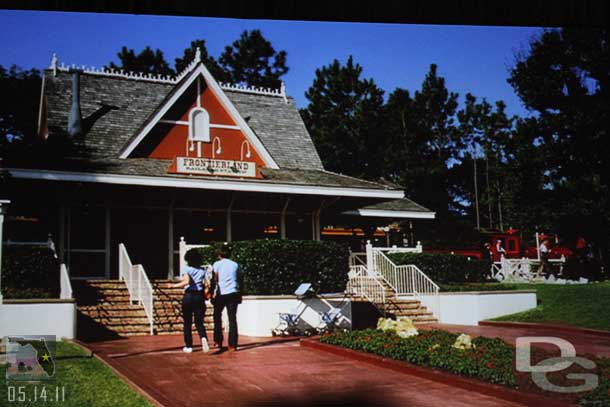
[440,283,522,292]
[321,329,516,386]
[193,240,349,295]
[1,247,59,298]
[388,252,488,284]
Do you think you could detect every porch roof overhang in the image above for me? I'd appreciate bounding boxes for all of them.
[341,198,435,220]
[7,168,405,200]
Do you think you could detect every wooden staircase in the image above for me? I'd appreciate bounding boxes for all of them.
[152,280,215,336]
[75,279,215,340]
[351,279,437,324]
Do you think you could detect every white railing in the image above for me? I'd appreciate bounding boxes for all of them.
[178,237,209,276]
[348,252,367,268]
[118,243,154,335]
[371,246,440,319]
[346,266,386,311]
[493,256,567,283]
[374,242,423,254]
[59,264,73,299]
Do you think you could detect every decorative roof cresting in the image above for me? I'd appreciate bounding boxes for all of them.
[49,52,288,101]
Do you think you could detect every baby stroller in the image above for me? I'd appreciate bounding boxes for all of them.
[315,292,350,335]
[271,283,318,337]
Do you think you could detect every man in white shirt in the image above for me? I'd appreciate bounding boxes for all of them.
[212,247,242,352]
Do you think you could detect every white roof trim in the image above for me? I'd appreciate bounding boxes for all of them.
[343,209,435,219]
[8,169,405,199]
[118,63,280,169]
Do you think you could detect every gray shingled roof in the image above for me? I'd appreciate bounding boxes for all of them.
[44,69,174,158]
[358,198,432,213]
[225,92,324,169]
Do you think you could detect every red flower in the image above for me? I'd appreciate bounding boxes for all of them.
[486,362,495,369]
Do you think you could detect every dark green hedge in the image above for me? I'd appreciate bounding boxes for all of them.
[192,240,349,295]
[387,252,488,284]
[322,329,516,386]
[1,246,59,298]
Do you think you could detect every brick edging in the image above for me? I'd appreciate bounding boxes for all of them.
[300,338,575,407]
[69,339,168,407]
[479,321,610,338]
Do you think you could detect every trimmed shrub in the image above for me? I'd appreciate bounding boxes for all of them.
[194,240,349,295]
[387,252,488,284]
[1,246,59,298]
[562,257,608,281]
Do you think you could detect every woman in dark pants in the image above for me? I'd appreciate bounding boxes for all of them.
[172,250,210,353]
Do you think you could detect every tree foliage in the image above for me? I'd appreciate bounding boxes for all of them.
[107,46,173,76]
[507,28,610,250]
[106,30,289,89]
[0,65,41,144]
[300,56,385,180]
[218,29,289,88]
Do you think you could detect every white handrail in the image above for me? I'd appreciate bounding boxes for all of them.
[118,243,154,335]
[135,264,154,335]
[59,264,73,299]
[346,266,386,312]
[348,252,367,268]
[371,247,440,319]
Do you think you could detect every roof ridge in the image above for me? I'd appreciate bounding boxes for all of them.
[49,53,287,100]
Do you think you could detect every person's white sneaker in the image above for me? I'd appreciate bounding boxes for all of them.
[182,347,193,353]
[201,338,210,353]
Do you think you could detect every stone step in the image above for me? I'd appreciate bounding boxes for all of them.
[79,309,148,318]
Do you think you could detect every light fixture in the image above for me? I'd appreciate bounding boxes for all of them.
[212,137,222,158]
[240,140,251,160]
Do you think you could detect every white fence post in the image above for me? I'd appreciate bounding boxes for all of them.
[366,241,374,276]
[59,264,73,299]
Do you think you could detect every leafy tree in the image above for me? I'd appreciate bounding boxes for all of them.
[300,56,385,179]
[174,39,225,80]
[0,65,41,144]
[107,46,174,76]
[219,29,288,88]
[508,28,610,255]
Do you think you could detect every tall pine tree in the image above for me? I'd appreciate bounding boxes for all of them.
[300,56,385,180]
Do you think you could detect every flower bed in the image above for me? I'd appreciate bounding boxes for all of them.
[321,329,610,406]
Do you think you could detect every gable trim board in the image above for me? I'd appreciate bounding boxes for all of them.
[8,168,405,199]
[118,63,279,169]
[342,209,436,219]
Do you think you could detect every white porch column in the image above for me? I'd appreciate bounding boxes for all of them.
[0,200,10,304]
[280,197,290,240]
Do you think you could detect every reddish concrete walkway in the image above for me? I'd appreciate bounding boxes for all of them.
[422,323,610,357]
[85,335,524,407]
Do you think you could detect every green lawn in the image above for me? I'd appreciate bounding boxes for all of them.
[490,281,610,331]
[1,341,153,407]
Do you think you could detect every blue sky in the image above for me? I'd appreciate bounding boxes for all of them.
[0,10,541,117]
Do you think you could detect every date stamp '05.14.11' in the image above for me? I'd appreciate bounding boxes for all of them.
[3,335,66,403]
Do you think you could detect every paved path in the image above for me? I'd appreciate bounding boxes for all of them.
[422,323,610,357]
[85,335,523,407]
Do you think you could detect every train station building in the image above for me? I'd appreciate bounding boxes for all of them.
[2,52,434,280]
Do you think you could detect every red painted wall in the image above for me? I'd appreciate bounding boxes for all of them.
[148,84,266,174]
